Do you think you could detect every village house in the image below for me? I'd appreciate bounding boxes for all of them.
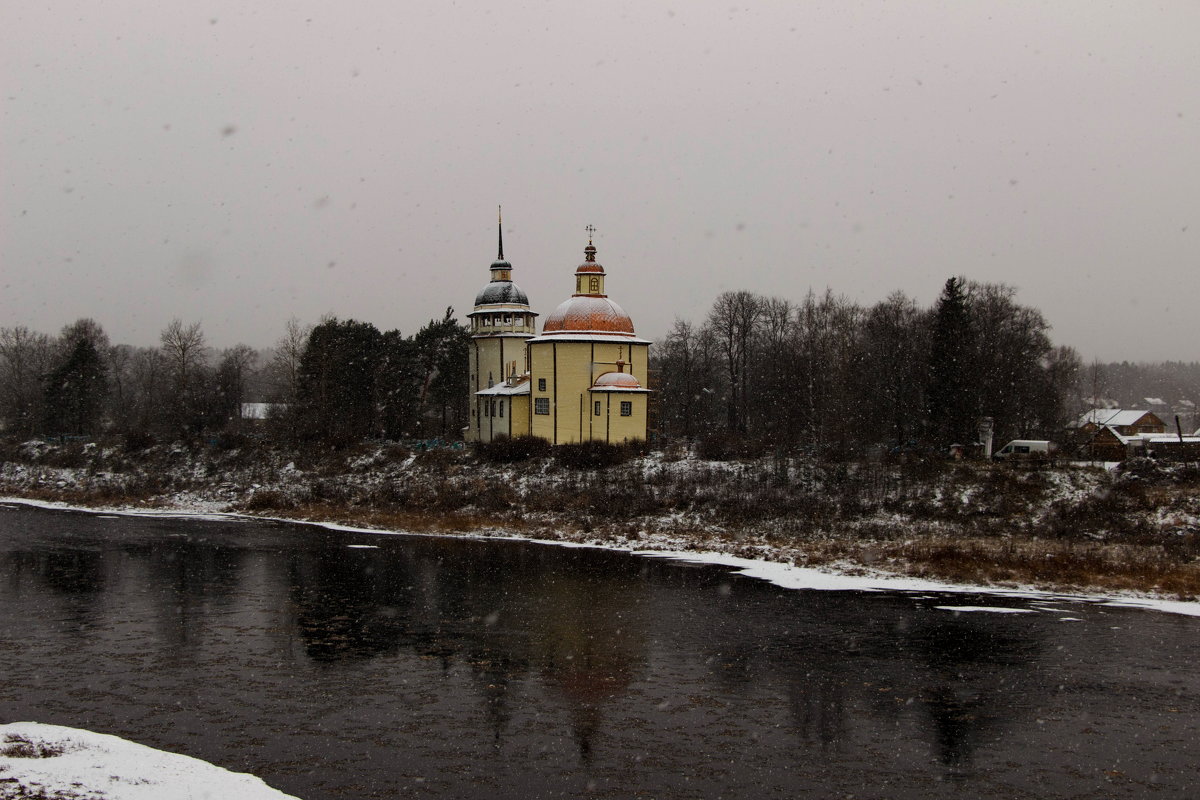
[1074,409,1166,437]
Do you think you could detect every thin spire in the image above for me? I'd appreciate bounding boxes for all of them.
[497,206,504,260]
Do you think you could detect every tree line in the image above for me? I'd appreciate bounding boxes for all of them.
[4,277,1188,456]
[0,311,470,446]
[651,278,1085,457]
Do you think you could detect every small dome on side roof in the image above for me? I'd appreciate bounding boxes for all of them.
[592,371,643,390]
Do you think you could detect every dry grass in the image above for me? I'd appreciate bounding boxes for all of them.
[1,734,65,759]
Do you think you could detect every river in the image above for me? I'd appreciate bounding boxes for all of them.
[1,503,1197,798]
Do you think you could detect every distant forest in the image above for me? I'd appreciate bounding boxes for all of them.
[0,312,470,447]
[1,279,1197,454]
[653,280,1200,455]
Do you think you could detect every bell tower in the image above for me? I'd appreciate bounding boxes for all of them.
[465,209,537,442]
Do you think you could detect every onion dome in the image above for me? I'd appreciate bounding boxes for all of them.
[543,295,635,334]
[475,277,529,306]
[473,208,531,308]
[539,236,637,335]
[591,371,646,391]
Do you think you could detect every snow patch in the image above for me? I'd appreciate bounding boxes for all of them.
[0,722,299,800]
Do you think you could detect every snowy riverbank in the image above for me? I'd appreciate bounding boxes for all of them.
[0,722,299,800]
[4,495,1199,619]
[2,439,1199,601]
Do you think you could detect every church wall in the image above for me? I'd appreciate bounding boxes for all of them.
[528,340,649,444]
[468,334,529,442]
[594,392,648,444]
[510,396,531,438]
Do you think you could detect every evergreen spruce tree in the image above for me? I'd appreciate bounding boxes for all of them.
[43,337,108,435]
[296,318,383,445]
[926,277,977,447]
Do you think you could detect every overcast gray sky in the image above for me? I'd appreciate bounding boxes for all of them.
[3,1,1197,361]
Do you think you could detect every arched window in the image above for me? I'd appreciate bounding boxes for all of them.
[589,277,600,293]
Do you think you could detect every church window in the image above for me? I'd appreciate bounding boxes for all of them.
[503,314,511,325]
[594,400,601,416]
[589,277,600,293]
[535,397,550,415]
[620,401,632,417]
[537,378,546,392]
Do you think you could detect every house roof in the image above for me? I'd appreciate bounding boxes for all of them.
[1092,424,1134,444]
[1075,409,1157,428]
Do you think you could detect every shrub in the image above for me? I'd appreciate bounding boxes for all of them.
[121,430,156,453]
[552,440,634,469]
[697,432,765,461]
[241,489,295,511]
[476,435,552,463]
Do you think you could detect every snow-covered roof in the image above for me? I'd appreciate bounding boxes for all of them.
[476,379,530,396]
[1094,425,1135,444]
[1143,436,1200,445]
[240,402,285,420]
[1075,409,1156,428]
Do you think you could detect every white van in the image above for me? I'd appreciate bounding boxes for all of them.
[993,440,1056,460]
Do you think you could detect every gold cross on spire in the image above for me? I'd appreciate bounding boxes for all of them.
[585,224,596,244]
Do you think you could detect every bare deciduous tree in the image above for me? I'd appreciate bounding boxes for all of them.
[0,326,53,436]
[267,317,312,404]
[160,319,209,435]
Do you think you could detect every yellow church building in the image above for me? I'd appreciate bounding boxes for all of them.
[466,222,650,445]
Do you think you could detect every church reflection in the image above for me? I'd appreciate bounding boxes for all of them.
[0,508,1054,783]
[282,536,1048,773]
[287,540,648,758]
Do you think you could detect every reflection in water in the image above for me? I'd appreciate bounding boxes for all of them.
[1,506,1199,799]
[289,541,648,760]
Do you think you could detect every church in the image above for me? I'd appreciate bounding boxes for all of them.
[465,219,650,445]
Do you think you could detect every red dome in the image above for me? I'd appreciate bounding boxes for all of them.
[575,262,605,274]
[542,296,635,335]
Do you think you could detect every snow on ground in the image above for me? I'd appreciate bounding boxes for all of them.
[5,496,1200,619]
[623,547,1200,617]
[0,722,298,800]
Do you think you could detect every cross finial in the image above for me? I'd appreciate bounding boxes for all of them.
[497,205,504,260]
[585,224,596,244]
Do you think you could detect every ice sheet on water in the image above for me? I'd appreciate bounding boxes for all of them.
[933,605,1037,614]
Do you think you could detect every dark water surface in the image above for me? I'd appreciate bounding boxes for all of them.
[1,504,1198,799]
